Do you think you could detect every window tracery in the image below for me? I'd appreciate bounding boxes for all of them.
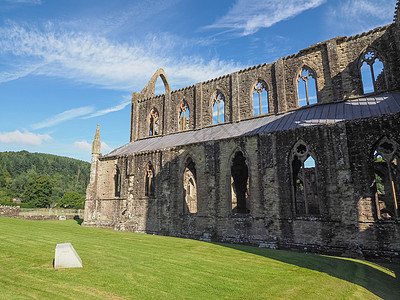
[212,92,225,124]
[178,100,190,131]
[297,67,317,107]
[373,138,399,219]
[183,158,197,213]
[360,50,386,94]
[252,81,268,115]
[149,108,159,136]
[291,142,320,216]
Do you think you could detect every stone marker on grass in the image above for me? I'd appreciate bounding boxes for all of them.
[54,243,82,269]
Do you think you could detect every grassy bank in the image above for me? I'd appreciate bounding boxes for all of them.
[0,217,398,299]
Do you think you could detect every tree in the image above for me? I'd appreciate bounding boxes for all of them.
[0,171,11,188]
[23,175,53,208]
[57,191,85,209]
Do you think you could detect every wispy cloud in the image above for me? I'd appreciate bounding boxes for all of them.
[5,0,42,4]
[326,0,396,34]
[204,0,326,36]
[0,22,242,90]
[84,96,131,119]
[74,140,112,153]
[0,129,52,146]
[31,106,94,130]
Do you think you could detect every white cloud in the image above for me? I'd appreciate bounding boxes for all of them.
[0,129,52,146]
[84,97,131,119]
[101,142,112,152]
[327,0,396,34]
[31,106,94,130]
[0,62,43,83]
[5,0,42,4]
[0,22,242,90]
[204,0,326,36]
[74,140,91,151]
[74,140,112,153]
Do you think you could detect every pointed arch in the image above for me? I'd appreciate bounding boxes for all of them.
[178,100,190,131]
[372,137,399,219]
[140,68,171,98]
[148,107,159,136]
[359,49,387,94]
[183,157,197,213]
[231,151,249,213]
[296,65,318,107]
[212,90,225,124]
[145,162,155,197]
[290,140,320,216]
[252,80,269,115]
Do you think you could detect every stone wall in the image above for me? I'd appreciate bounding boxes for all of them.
[0,206,20,217]
[130,23,400,142]
[85,111,400,261]
[85,7,400,262]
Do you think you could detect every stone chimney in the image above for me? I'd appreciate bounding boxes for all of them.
[395,0,400,24]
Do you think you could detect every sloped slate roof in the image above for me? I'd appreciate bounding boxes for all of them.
[105,91,400,157]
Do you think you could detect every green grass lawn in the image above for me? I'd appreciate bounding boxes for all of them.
[0,217,399,299]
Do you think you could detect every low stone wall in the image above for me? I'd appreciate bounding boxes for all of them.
[18,215,80,221]
[0,206,83,221]
[0,206,20,217]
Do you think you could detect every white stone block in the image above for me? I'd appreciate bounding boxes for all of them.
[54,243,83,269]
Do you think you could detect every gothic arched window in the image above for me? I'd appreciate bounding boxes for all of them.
[297,67,317,107]
[231,151,249,214]
[183,158,197,213]
[360,50,386,94]
[145,162,155,197]
[149,108,159,136]
[212,92,225,124]
[178,100,190,131]
[291,142,320,216]
[372,138,399,219]
[252,81,269,115]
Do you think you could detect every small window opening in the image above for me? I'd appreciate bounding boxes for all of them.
[361,51,386,94]
[183,158,197,213]
[212,92,225,124]
[149,108,159,136]
[231,152,249,214]
[115,167,121,197]
[373,139,399,219]
[253,81,269,115]
[178,100,190,131]
[145,163,155,197]
[291,143,320,216]
[297,67,317,107]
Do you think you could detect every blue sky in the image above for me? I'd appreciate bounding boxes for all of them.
[0,0,397,162]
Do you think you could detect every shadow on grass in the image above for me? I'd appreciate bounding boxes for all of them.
[73,216,83,225]
[216,243,400,300]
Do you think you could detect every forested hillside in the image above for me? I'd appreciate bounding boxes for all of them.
[0,151,90,208]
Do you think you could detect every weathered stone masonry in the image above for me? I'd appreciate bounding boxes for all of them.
[85,3,400,261]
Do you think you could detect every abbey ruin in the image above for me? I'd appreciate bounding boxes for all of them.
[84,2,400,261]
